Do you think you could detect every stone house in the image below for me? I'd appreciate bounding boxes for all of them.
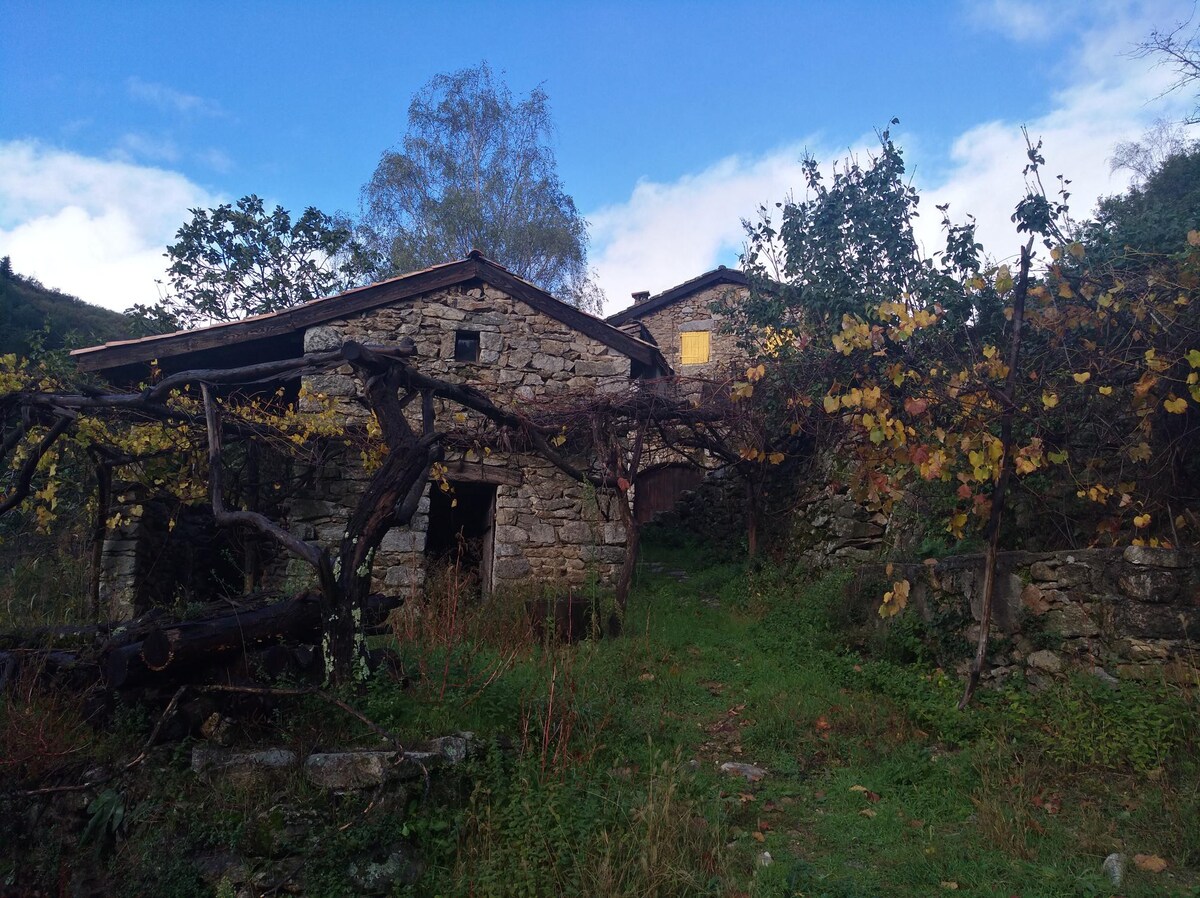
[72,253,669,617]
[606,265,749,377]
[605,266,751,523]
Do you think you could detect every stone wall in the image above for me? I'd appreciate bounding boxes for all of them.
[98,485,150,620]
[645,466,746,548]
[279,282,632,597]
[790,484,894,571]
[853,546,1200,684]
[631,282,747,379]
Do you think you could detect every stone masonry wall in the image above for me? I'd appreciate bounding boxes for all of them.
[854,546,1200,685]
[632,282,747,380]
[278,282,632,597]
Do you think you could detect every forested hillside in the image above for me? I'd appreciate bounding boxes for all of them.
[0,257,133,357]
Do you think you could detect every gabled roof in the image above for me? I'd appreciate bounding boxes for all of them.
[605,265,749,326]
[72,252,667,376]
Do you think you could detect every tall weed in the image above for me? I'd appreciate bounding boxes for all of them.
[0,660,93,784]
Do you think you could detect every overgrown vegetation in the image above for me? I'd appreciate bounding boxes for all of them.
[4,539,1196,896]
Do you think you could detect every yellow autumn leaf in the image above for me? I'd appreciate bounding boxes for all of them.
[1188,230,1200,247]
[823,395,840,414]
[1134,513,1151,529]
[1164,396,1188,414]
[1072,371,1091,384]
[767,452,786,465]
[879,578,910,618]
[1098,385,1113,396]
[1042,392,1059,409]
[946,512,967,538]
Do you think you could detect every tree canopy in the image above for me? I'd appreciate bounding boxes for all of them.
[731,126,987,346]
[1088,146,1200,265]
[129,195,375,333]
[730,133,1199,554]
[359,63,599,309]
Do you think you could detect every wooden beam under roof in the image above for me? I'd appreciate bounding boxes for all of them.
[72,253,668,376]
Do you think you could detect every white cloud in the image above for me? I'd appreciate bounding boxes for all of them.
[966,0,1060,41]
[914,3,1195,260]
[591,3,1196,316]
[114,132,181,164]
[588,149,811,315]
[126,77,224,117]
[0,140,221,310]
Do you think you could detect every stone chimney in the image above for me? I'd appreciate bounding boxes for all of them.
[632,290,651,304]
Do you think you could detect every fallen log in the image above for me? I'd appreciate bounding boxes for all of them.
[104,593,401,688]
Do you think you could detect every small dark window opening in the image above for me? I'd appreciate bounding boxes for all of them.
[454,329,481,363]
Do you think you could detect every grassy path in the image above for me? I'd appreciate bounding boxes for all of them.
[458,544,1199,898]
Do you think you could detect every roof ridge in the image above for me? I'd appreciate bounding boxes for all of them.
[606,265,748,325]
[72,253,669,375]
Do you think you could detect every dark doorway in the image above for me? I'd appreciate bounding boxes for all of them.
[425,481,497,597]
[634,464,704,524]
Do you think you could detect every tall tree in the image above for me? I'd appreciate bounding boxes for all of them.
[360,63,601,309]
[1109,119,1197,185]
[129,195,375,333]
[731,124,987,342]
[1138,18,1200,124]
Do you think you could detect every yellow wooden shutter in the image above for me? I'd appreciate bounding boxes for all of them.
[680,331,710,365]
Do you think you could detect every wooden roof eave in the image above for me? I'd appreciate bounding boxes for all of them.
[72,255,669,376]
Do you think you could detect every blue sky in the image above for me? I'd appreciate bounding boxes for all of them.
[2,0,1197,315]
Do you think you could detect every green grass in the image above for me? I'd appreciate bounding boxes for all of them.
[350,542,1198,897]
[5,537,1198,896]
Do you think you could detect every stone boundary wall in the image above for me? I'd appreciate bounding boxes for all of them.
[853,546,1200,685]
[790,485,893,570]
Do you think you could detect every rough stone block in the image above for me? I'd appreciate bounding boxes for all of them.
[496,525,530,544]
[561,521,594,543]
[192,748,297,786]
[1116,603,1199,640]
[1118,569,1180,603]
[304,751,402,790]
[1123,545,1188,568]
[305,374,357,397]
[493,557,532,580]
[1026,649,1063,673]
[381,529,422,553]
[1043,603,1100,638]
[383,566,422,588]
[1020,583,1051,614]
[603,522,625,545]
[304,326,343,352]
[1029,561,1058,581]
